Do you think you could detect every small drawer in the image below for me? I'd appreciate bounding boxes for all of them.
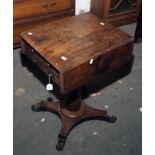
[62,43,133,93]
[62,53,113,92]
[26,46,60,85]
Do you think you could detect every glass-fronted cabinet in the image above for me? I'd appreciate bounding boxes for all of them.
[91,0,142,26]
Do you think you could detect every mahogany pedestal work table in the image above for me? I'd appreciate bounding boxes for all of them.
[20,13,134,151]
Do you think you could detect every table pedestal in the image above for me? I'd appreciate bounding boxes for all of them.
[31,89,116,151]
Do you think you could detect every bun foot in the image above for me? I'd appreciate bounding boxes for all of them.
[56,135,67,151]
[31,101,46,112]
[104,115,117,123]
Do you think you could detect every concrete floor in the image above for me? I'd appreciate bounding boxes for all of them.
[13,24,142,155]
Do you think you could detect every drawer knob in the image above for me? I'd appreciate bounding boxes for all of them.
[33,59,37,63]
[46,63,50,67]
[43,3,48,8]
[31,49,34,53]
[51,2,56,7]
[48,74,53,78]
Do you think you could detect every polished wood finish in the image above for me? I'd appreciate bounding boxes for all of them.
[13,0,75,47]
[31,89,116,151]
[91,0,142,26]
[20,13,134,151]
[20,13,134,94]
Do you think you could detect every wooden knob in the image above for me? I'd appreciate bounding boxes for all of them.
[51,2,56,7]
[46,63,50,67]
[43,2,48,8]
[48,73,53,78]
[33,59,37,63]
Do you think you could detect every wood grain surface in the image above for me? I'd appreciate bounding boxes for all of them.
[20,13,134,93]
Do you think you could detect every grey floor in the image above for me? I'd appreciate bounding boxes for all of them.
[14,24,142,155]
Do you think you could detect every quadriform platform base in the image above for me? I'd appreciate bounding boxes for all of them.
[31,89,116,151]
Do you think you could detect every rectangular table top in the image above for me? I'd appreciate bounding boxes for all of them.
[20,13,133,73]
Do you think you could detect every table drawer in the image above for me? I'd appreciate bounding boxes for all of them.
[62,42,133,93]
[62,54,112,92]
[24,43,60,85]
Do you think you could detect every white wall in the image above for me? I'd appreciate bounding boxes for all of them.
[75,0,91,15]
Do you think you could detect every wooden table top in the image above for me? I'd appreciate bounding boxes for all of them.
[20,13,133,73]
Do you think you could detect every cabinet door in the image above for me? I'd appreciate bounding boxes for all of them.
[103,0,142,25]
